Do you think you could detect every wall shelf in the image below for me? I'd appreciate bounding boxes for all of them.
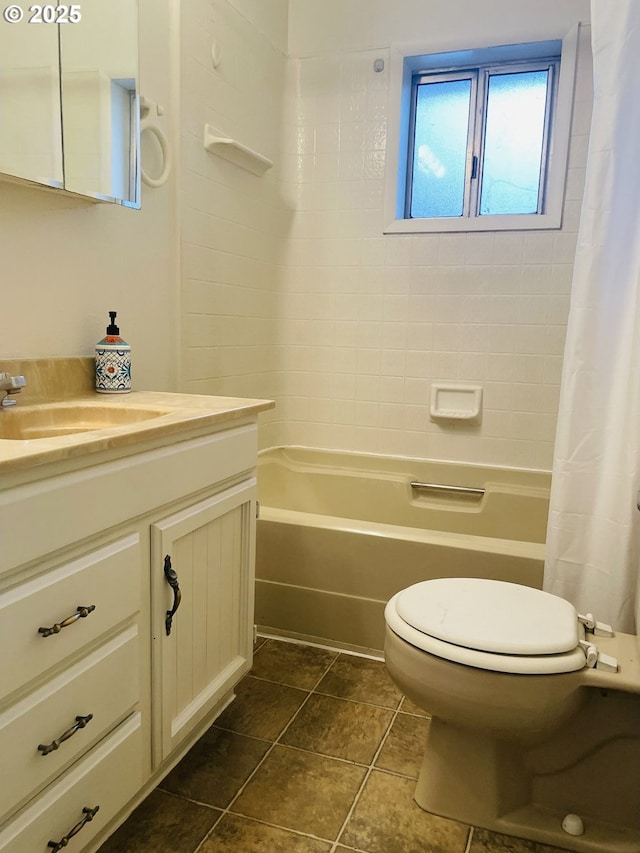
[203,124,273,176]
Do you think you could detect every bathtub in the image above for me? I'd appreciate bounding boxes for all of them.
[255,447,551,655]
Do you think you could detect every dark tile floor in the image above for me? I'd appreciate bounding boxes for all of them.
[99,637,573,853]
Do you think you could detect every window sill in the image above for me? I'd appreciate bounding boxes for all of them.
[383,211,562,235]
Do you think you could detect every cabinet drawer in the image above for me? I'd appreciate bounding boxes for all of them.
[2,424,258,574]
[0,535,140,698]
[0,626,139,822]
[0,712,143,853]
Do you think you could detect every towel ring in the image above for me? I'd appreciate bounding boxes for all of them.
[141,122,171,188]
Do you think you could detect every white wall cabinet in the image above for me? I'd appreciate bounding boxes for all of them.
[0,421,259,852]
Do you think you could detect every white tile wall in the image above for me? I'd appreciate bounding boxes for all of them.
[180,1,593,469]
[267,22,593,470]
[180,0,288,446]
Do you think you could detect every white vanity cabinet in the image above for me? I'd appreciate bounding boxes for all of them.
[151,479,255,764]
[0,415,262,853]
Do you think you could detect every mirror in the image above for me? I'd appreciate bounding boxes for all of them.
[0,22,63,188]
[0,1,140,207]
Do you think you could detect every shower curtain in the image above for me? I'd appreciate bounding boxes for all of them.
[544,0,640,633]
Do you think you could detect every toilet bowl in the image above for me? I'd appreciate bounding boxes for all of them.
[384,578,640,853]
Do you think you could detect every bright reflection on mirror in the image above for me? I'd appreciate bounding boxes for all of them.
[60,0,140,206]
[0,21,63,187]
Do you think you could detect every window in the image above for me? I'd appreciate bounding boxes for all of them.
[408,60,557,220]
[384,28,580,234]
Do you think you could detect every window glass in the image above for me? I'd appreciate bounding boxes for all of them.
[480,70,550,215]
[410,78,471,218]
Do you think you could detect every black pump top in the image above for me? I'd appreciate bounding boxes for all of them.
[106,311,119,335]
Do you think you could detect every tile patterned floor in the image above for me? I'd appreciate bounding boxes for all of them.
[98,637,574,853]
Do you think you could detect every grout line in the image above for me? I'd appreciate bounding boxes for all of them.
[196,651,341,851]
[257,631,384,661]
[191,637,415,853]
[202,810,336,848]
[464,825,475,853]
[248,670,402,714]
[329,702,402,852]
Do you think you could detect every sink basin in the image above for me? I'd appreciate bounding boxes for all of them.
[0,403,170,440]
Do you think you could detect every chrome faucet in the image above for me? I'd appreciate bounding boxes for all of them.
[0,372,27,407]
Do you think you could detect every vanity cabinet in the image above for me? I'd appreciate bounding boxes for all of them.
[151,481,255,765]
[0,417,260,852]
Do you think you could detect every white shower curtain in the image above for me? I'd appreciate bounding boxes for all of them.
[544,0,640,633]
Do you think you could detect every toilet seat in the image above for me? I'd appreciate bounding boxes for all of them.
[385,578,587,674]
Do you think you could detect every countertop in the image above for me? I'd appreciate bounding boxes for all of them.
[0,390,274,474]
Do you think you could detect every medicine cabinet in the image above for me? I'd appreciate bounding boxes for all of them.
[0,0,140,207]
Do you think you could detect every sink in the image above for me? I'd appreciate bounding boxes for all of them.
[0,402,171,440]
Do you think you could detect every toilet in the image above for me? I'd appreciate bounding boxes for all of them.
[384,577,640,853]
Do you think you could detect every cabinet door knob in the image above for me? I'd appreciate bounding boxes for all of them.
[38,713,94,756]
[47,805,100,851]
[163,555,181,636]
[38,605,96,638]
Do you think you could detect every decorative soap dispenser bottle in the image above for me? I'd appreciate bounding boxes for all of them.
[95,311,132,393]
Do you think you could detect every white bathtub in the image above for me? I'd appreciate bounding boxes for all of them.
[255,447,550,654]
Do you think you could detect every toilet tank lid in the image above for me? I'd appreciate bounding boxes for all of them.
[395,578,579,656]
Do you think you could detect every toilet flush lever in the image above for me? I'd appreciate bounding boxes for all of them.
[578,613,613,637]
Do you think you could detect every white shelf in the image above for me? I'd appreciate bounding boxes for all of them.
[203,124,273,176]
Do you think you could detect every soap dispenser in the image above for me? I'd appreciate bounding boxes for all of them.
[95,311,132,393]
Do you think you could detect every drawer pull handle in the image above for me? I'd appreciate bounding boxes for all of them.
[47,805,100,851]
[163,554,181,636]
[38,605,96,638]
[38,713,94,756]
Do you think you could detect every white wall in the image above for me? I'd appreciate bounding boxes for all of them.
[289,0,590,56]
[0,0,178,392]
[276,0,592,469]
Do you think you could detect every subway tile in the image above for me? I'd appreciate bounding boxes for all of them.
[546,294,569,327]
[379,402,405,429]
[411,235,440,266]
[355,374,381,401]
[465,233,495,266]
[518,295,549,325]
[381,322,407,350]
[438,234,467,266]
[493,233,524,265]
[380,349,407,376]
[553,233,578,265]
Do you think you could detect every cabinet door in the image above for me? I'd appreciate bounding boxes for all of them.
[150,480,256,765]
